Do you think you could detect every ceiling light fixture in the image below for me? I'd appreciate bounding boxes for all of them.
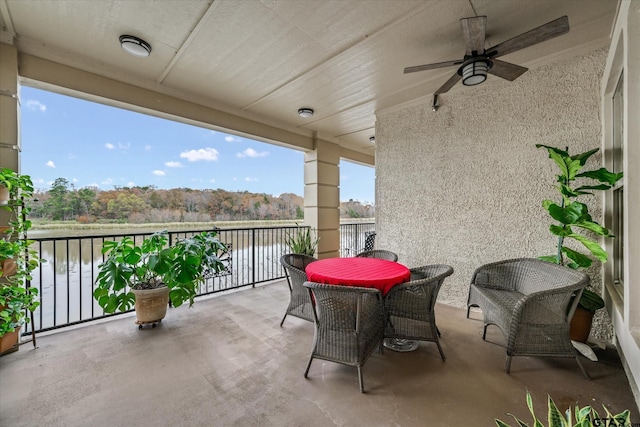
[298,108,314,118]
[119,35,152,57]
[460,59,491,86]
[369,136,375,143]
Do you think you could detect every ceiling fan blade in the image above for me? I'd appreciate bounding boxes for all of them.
[488,59,528,81]
[487,15,569,59]
[404,60,462,74]
[434,72,462,95]
[460,16,487,55]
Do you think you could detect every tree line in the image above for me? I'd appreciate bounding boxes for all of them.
[29,178,374,223]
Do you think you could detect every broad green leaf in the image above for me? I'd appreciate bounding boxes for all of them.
[573,219,611,237]
[570,147,599,166]
[561,247,592,268]
[577,168,623,185]
[550,224,573,237]
[570,234,608,262]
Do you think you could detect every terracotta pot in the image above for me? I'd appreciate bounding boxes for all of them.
[0,329,19,355]
[570,306,594,343]
[131,286,169,325]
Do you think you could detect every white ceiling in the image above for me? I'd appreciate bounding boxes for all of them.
[0,0,618,160]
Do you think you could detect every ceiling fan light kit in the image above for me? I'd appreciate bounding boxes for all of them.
[404,15,570,98]
[461,60,491,86]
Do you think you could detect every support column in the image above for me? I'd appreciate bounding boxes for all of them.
[304,139,340,259]
[0,43,20,227]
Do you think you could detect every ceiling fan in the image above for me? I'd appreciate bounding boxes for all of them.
[405,15,570,98]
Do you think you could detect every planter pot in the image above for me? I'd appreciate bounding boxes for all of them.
[0,185,9,205]
[570,306,594,343]
[1,258,17,277]
[131,286,169,326]
[0,329,19,355]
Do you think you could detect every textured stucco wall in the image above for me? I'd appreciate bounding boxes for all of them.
[376,48,611,339]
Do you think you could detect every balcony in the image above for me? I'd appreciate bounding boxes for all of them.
[1,278,638,426]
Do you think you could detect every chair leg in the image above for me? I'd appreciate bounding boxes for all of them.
[575,356,591,380]
[357,366,365,393]
[482,324,489,340]
[505,355,512,373]
[304,356,314,378]
[279,312,287,327]
[466,306,471,318]
[436,341,446,361]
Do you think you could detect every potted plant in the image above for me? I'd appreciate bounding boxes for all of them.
[284,223,319,259]
[496,391,630,426]
[536,145,623,342]
[0,168,41,354]
[93,229,228,328]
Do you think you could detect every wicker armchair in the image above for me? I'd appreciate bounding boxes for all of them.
[303,282,385,392]
[279,254,317,326]
[384,264,454,359]
[466,258,590,378]
[355,249,399,262]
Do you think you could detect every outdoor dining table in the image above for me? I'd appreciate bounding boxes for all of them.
[305,257,419,352]
[305,257,411,296]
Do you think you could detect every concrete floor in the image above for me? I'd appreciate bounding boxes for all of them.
[1,280,638,427]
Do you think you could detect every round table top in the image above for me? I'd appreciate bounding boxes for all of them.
[305,257,411,295]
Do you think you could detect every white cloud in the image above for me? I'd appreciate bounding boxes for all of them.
[153,170,166,176]
[237,148,268,158]
[209,179,216,183]
[26,100,46,112]
[225,135,241,143]
[245,177,258,182]
[145,145,152,151]
[72,178,78,183]
[165,161,183,168]
[46,160,56,168]
[179,147,219,162]
[101,178,113,186]
[105,143,115,149]
[118,142,130,150]
[127,181,135,187]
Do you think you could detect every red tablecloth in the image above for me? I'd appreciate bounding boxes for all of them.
[305,257,411,296]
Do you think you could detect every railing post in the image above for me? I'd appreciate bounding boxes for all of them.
[251,228,256,287]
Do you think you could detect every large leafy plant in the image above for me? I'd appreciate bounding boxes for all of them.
[94,230,228,312]
[495,391,630,427]
[0,169,41,337]
[537,145,623,312]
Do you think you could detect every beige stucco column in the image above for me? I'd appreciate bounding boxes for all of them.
[0,43,20,227]
[304,139,340,259]
[0,43,19,172]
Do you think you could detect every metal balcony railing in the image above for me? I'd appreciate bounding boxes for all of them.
[23,222,374,334]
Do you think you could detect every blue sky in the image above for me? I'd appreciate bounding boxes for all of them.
[19,86,375,203]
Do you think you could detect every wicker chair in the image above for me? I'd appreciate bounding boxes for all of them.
[303,282,385,392]
[279,254,317,327]
[384,264,454,359]
[466,258,590,378]
[355,249,399,262]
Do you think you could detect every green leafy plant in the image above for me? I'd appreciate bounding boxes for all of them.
[94,230,228,312]
[537,145,623,312]
[284,224,319,256]
[496,391,630,427]
[0,169,41,337]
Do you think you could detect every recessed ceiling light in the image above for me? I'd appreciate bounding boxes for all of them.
[119,35,152,57]
[298,108,314,118]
